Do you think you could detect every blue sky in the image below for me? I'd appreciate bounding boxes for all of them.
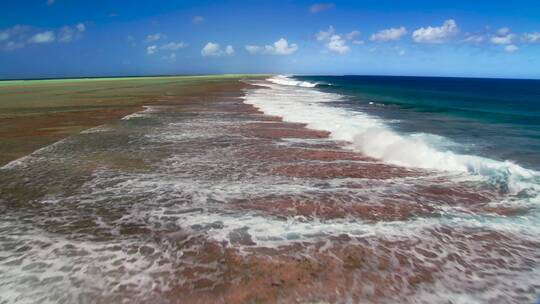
[1,0,540,79]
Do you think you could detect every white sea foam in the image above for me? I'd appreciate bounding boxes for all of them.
[267,74,322,88]
[245,76,540,199]
[121,105,162,120]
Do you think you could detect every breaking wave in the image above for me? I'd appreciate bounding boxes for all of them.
[267,75,330,88]
[247,76,540,199]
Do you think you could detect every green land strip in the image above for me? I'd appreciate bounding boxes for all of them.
[0,74,268,166]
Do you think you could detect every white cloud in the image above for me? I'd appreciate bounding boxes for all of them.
[58,23,85,43]
[225,45,235,55]
[523,32,540,43]
[490,27,515,45]
[269,38,298,55]
[145,33,165,43]
[160,42,186,51]
[505,44,519,53]
[245,45,263,54]
[201,42,234,57]
[370,26,407,42]
[146,42,186,55]
[412,19,459,43]
[463,34,485,44]
[309,3,335,14]
[201,42,220,56]
[316,26,335,41]
[497,27,511,36]
[29,31,55,43]
[58,27,75,42]
[146,45,157,55]
[316,27,353,54]
[491,35,514,45]
[245,38,298,55]
[327,35,349,54]
[192,16,205,25]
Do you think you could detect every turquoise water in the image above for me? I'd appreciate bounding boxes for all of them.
[296,75,540,171]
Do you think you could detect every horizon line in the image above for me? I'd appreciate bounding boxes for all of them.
[1,73,540,82]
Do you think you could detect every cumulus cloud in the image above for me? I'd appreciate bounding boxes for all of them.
[505,44,519,53]
[370,26,407,42]
[491,35,513,45]
[267,38,298,55]
[309,3,335,14]
[146,45,157,55]
[145,33,165,43]
[225,45,235,55]
[201,42,220,56]
[523,32,540,43]
[316,26,335,41]
[201,42,234,56]
[490,28,515,45]
[146,41,186,55]
[29,31,55,43]
[327,35,349,53]
[192,16,205,25]
[316,26,358,53]
[245,38,298,55]
[58,23,86,43]
[245,45,262,54]
[160,42,186,51]
[412,19,459,43]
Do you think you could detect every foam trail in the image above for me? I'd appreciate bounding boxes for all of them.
[245,76,540,197]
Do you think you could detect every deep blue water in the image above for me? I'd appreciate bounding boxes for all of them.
[295,75,540,171]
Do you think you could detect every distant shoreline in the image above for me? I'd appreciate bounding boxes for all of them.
[3,73,540,82]
[0,74,272,86]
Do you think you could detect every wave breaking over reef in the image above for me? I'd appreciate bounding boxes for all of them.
[0,77,539,303]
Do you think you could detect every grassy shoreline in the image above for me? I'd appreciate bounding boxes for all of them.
[0,74,266,166]
[0,74,271,86]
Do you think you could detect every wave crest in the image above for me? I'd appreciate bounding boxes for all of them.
[267,75,327,88]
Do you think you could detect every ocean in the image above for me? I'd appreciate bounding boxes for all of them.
[295,75,540,171]
[265,75,540,199]
[0,75,539,303]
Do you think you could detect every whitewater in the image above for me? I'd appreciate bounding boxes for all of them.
[248,75,540,202]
